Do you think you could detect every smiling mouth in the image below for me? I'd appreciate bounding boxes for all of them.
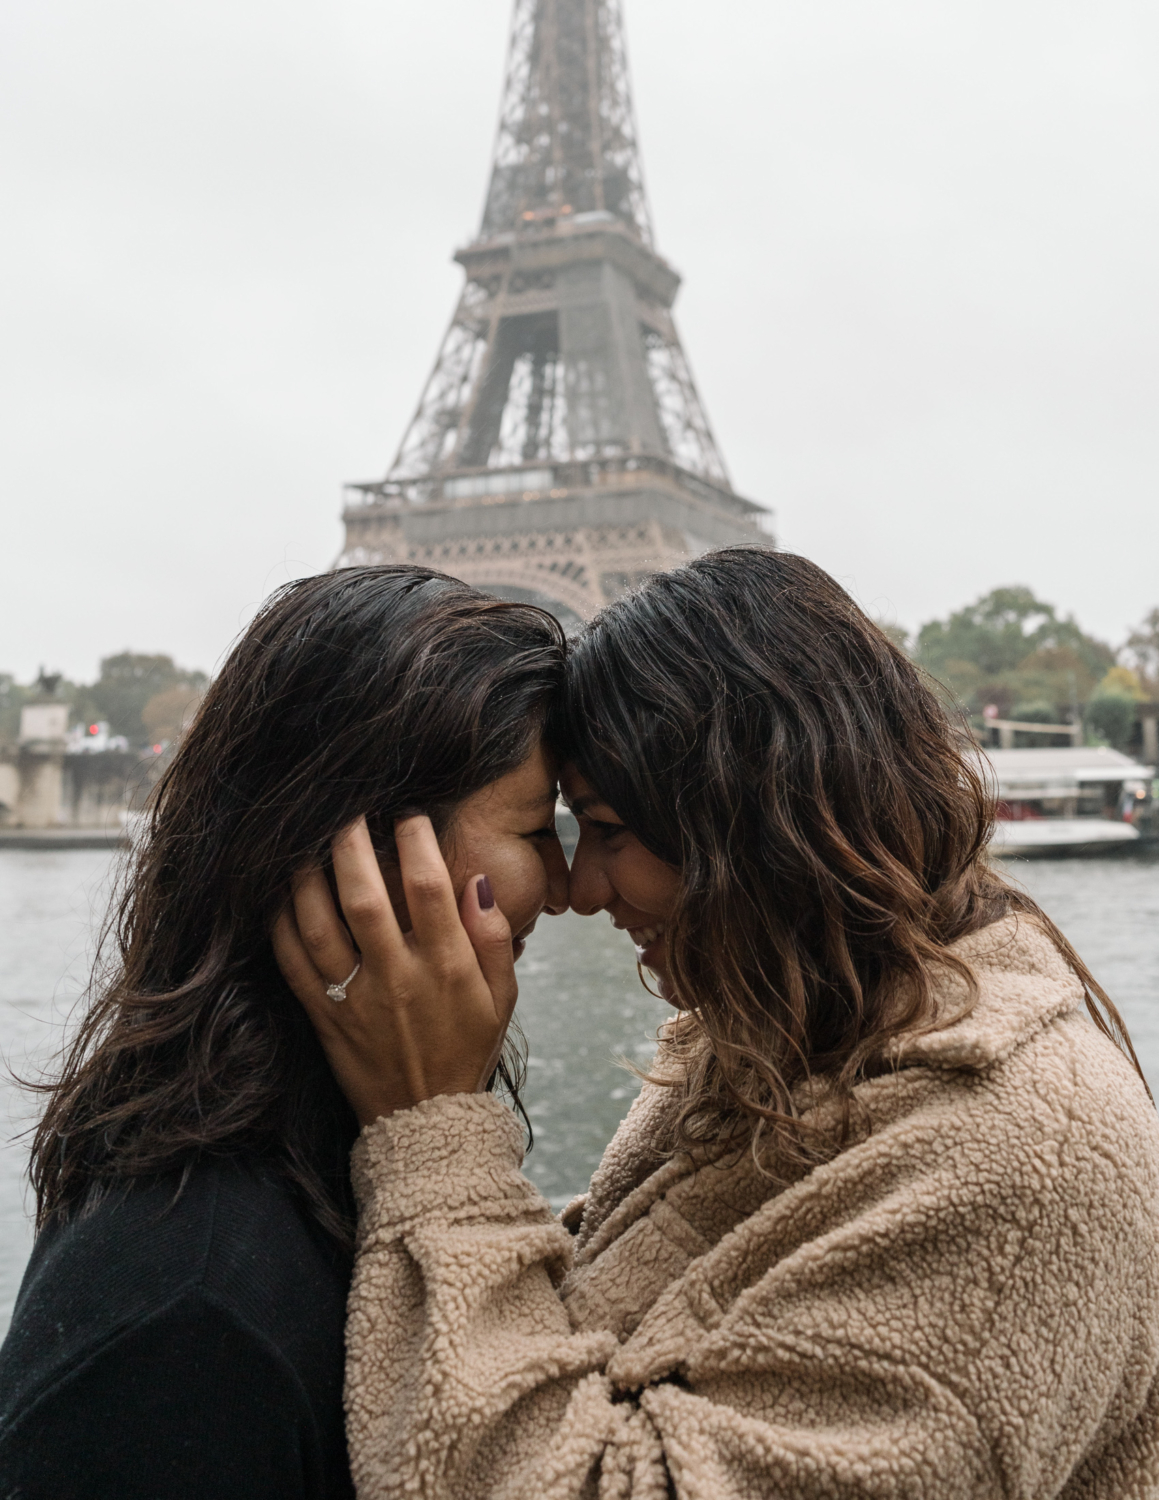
[626,922,664,952]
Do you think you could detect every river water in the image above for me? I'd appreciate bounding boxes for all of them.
[2,847,1157,1330]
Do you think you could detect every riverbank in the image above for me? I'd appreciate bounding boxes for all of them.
[0,828,125,850]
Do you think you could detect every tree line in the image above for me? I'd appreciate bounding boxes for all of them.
[3,587,1157,755]
[0,654,207,751]
[901,589,1158,751]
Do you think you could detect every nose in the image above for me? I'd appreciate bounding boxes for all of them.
[541,834,571,916]
[567,828,614,916]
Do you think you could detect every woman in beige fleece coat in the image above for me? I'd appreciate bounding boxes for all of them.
[277,549,1159,1500]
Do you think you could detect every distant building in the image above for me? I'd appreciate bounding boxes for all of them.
[13,702,69,830]
[0,701,145,838]
[338,0,769,625]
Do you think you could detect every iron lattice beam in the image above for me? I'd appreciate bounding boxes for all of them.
[384,0,729,488]
[343,0,770,621]
[481,0,653,244]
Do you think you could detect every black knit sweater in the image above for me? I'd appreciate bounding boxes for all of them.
[0,1156,355,1500]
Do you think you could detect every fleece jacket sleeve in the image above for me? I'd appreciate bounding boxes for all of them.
[344,1070,1159,1500]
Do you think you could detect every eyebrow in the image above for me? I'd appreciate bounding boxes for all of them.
[521,788,560,811]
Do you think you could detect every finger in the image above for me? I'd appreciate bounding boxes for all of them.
[291,865,359,984]
[460,874,519,1028]
[331,817,407,962]
[271,908,330,1020]
[394,815,466,949]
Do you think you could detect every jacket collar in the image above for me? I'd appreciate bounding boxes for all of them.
[891,915,1085,1074]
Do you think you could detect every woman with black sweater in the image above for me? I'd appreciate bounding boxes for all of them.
[0,565,570,1499]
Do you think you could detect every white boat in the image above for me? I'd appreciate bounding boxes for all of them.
[973,747,1155,858]
[989,818,1140,857]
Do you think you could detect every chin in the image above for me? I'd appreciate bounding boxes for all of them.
[644,965,682,1009]
[656,976,685,1009]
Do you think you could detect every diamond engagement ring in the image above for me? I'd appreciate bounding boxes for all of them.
[325,963,361,1003]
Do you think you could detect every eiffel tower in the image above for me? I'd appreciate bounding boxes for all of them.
[338,0,768,627]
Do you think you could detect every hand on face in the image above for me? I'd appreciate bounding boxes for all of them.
[272,745,568,1126]
[560,763,683,1005]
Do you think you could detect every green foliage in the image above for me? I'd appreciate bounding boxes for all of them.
[91,653,207,744]
[1085,691,1137,752]
[1009,700,1057,724]
[1123,609,1159,696]
[917,586,1113,683]
[1012,646,1102,704]
[0,675,29,747]
[916,586,1114,725]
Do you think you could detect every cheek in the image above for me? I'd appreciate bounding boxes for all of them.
[475,841,548,929]
[611,847,681,917]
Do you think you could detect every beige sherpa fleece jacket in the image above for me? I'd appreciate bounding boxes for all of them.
[345,918,1159,1499]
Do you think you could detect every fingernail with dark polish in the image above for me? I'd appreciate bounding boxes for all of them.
[477,875,495,910]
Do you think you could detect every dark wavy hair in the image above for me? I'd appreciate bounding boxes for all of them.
[31,565,565,1242]
[557,547,1146,1164]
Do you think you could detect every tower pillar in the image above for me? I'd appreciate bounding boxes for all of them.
[16,702,68,830]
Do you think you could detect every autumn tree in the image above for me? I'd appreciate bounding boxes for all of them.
[91,654,207,745]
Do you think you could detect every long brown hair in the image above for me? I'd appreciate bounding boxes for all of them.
[31,566,565,1241]
[558,548,1146,1164]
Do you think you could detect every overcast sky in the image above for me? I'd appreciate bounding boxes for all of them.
[2,0,1156,683]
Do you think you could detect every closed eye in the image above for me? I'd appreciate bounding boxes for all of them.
[583,817,627,837]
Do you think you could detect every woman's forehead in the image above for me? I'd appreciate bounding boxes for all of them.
[479,739,558,811]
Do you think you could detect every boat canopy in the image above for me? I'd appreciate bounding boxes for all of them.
[971,746,1155,801]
